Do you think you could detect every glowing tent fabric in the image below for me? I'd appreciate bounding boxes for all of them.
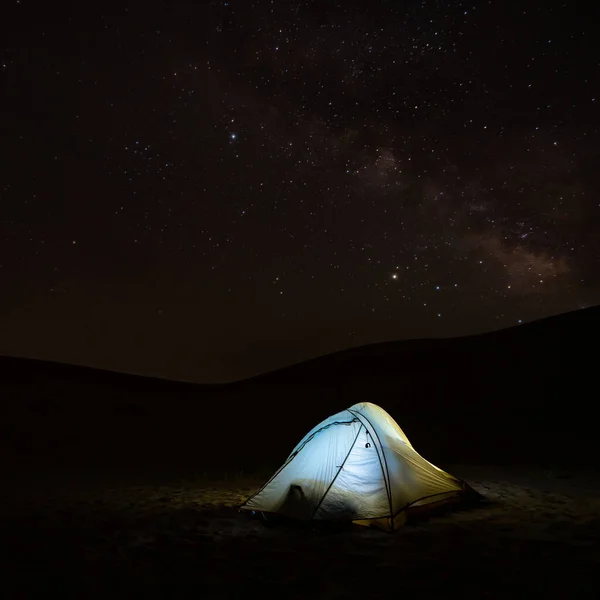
[241,402,465,530]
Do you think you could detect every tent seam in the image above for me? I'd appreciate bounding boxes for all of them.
[310,423,364,520]
[348,409,394,529]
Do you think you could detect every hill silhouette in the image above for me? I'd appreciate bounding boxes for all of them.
[1,305,598,475]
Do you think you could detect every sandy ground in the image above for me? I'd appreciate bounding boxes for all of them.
[3,465,600,599]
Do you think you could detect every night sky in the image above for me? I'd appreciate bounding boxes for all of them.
[1,1,599,383]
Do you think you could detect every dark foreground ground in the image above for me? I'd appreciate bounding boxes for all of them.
[3,465,600,599]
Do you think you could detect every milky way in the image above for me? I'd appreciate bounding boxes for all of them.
[1,1,598,381]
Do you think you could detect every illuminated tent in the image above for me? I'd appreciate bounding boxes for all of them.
[241,402,471,530]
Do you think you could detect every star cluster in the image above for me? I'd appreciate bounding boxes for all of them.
[1,1,598,381]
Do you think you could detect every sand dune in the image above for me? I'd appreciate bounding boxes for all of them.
[2,306,599,475]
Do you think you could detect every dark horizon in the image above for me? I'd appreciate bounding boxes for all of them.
[1,303,597,385]
[0,307,539,384]
[2,1,599,383]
